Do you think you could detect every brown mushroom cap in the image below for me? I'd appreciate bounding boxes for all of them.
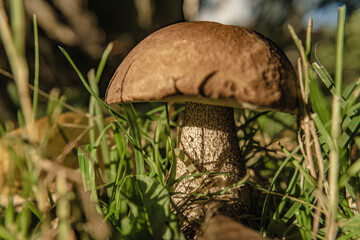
[106,21,298,113]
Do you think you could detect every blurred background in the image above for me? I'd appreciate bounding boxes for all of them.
[0,0,359,125]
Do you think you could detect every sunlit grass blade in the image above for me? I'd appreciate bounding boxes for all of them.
[87,44,114,185]
[309,72,331,125]
[339,114,360,148]
[10,0,26,55]
[291,159,317,188]
[261,145,300,229]
[267,165,301,232]
[0,226,15,240]
[112,124,130,186]
[78,146,93,192]
[4,201,14,225]
[154,117,165,185]
[296,207,313,239]
[312,62,337,97]
[58,46,125,121]
[166,136,177,189]
[122,103,145,175]
[88,69,112,183]
[326,5,346,239]
[31,14,39,126]
[343,78,360,113]
[18,203,30,237]
[312,113,334,151]
[95,42,113,83]
[339,157,360,187]
[281,201,303,234]
[90,122,114,181]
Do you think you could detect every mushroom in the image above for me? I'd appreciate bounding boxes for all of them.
[106,21,298,232]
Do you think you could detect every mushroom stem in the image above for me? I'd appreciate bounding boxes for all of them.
[175,101,246,222]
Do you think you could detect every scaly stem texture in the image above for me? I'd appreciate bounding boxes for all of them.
[175,102,246,222]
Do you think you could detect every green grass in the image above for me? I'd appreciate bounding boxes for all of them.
[1,2,360,240]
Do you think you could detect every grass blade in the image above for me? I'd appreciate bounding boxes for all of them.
[95,43,113,83]
[122,103,144,175]
[31,14,39,126]
[88,69,113,183]
[58,46,125,121]
[326,5,346,239]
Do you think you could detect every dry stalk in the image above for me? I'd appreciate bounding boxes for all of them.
[309,117,327,237]
[0,1,36,143]
[294,25,328,238]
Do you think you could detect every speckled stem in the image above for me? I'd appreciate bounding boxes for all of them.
[174,102,247,224]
